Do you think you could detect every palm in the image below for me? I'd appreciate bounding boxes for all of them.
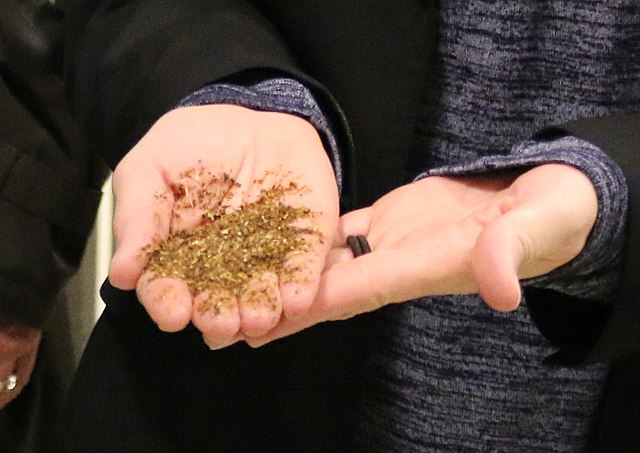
[109,105,339,346]
[343,165,594,304]
[248,163,598,346]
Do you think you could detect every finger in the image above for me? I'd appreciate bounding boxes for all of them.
[193,290,241,347]
[13,350,37,394]
[324,246,353,268]
[471,186,592,312]
[0,349,37,409]
[16,348,37,382]
[0,323,41,359]
[246,254,387,348]
[203,333,243,351]
[110,164,172,290]
[278,231,326,320]
[238,272,282,337]
[0,324,41,406]
[324,223,479,307]
[136,272,193,332]
[332,207,373,247]
[0,368,18,408]
[0,361,15,383]
[472,215,524,312]
[277,178,339,320]
[249,240,475,348]
[278,254,389,329]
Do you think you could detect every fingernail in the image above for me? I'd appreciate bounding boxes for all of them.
[203,337,233,350]
[202,336,241,351]
[246,338,267,349]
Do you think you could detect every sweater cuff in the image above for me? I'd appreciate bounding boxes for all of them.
[176,78,342,193]
[415,136,628,301]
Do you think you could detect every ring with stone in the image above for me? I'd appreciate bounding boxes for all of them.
[0,374,17,394]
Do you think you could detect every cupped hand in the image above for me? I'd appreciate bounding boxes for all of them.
[109,105,339,347]
[0,313,41,409]
[247,163,598,346]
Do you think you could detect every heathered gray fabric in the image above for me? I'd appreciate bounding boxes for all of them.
[421,136,628,302]
[356,2,636,452]
[178,79,343,191]
[177,3,637,451]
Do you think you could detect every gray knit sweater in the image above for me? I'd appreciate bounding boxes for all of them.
[180,2,637,451]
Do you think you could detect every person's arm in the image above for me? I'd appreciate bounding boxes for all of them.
[440,114,640,364]
[177,79,343,193]
[247,117,635,363]
[423,135,626,298]
[0,0,103,328]
[416,131,628,363]
[65,0,353,187]
[0,0,104,407]
[66,0,357,344]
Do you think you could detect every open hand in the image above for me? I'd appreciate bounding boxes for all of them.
[109,105,339,347]
[247,163,598,346]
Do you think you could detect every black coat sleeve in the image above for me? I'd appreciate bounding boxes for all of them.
[525,113,640,363]
[65,0,353,176]
[563,113,640,362]
[0,1,104,328]
[556,113,640,453]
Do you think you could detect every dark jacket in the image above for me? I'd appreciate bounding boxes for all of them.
[59,1,640,452]
[0,1,104,452]
[0,0,104,328]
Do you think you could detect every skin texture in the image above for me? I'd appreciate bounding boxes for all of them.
[0,314,40,409]
[111,105,598,350]
[109,104,339,347]
[248,163,598,346]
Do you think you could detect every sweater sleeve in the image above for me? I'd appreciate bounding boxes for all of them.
[416,136,628,303]
[550,114,640,362]
[66,0,295,168]
[176,78,343,194]
[65,0,356,209]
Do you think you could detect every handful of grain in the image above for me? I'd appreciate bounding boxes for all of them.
[143,170,320,305]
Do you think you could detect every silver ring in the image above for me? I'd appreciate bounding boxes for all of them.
[0,374,17,393]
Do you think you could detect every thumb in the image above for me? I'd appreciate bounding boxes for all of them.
[109,164,172,290]
[471,164,599,313]
[471,213,526,312]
